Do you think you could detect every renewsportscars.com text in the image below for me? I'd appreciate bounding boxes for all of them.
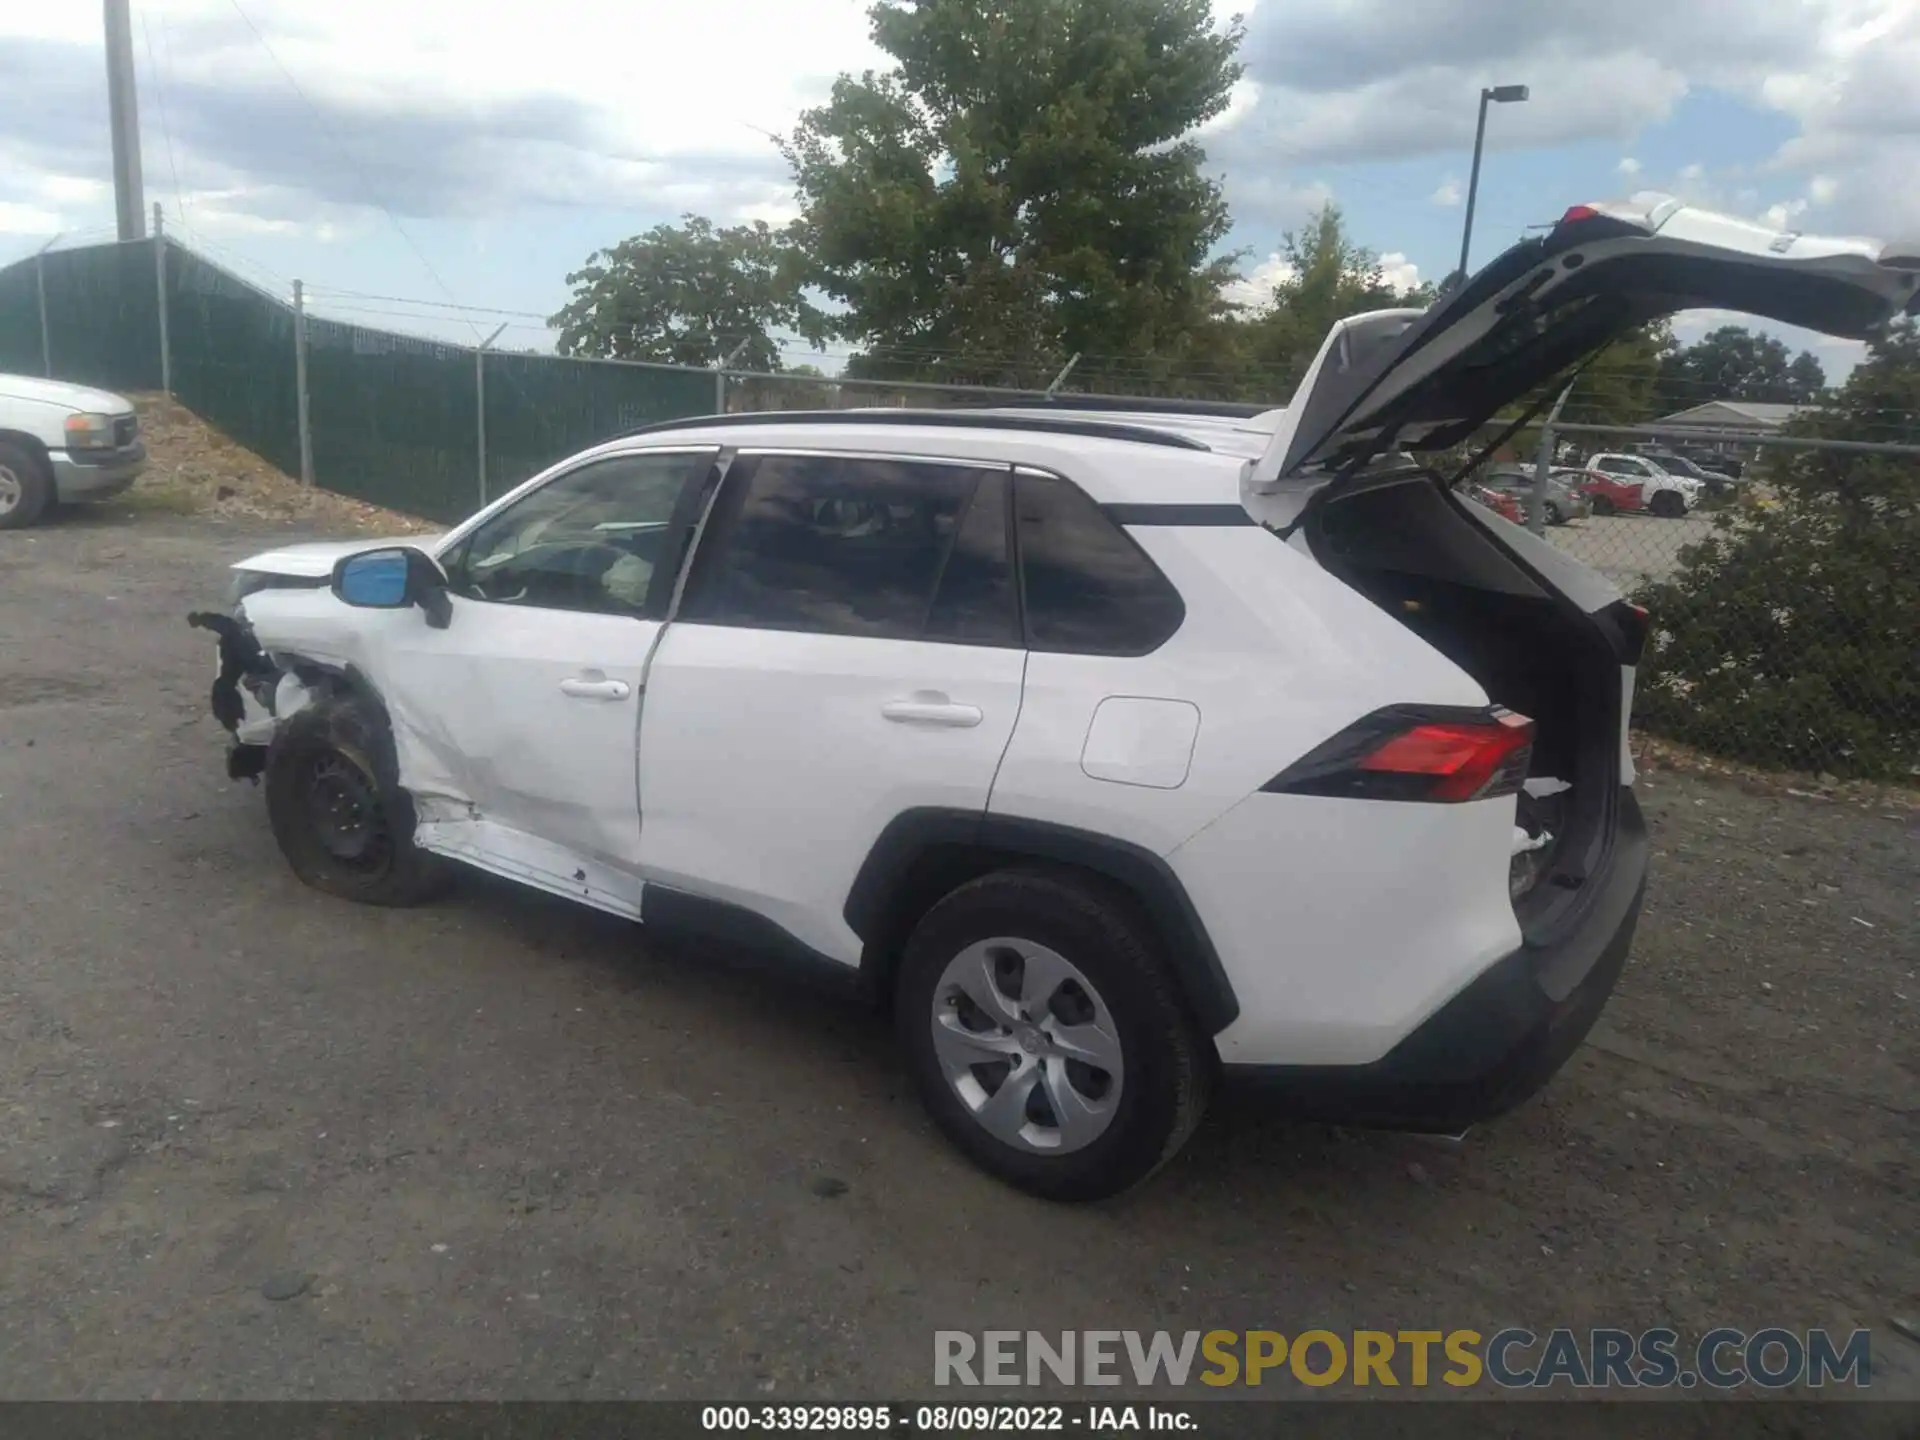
[934,1328,1873,1390]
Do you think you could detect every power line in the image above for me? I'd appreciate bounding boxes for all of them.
[139,10,186,227]
[222,0,482,341]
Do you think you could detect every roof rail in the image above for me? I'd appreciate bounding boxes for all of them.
[949,393,1274,419]
[617,408,1213,451]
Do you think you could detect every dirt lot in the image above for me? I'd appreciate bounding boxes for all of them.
[1,503,1916,1406]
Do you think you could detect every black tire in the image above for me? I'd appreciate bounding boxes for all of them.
[1589,494,1615,517]
[1545,501,1564,526]
[1650,489,1685,518]
[894,867,1212,1202]
[264,689,447,906]
[0,440,53,531]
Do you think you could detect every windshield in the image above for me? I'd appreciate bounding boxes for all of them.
[1650,454,1705,478]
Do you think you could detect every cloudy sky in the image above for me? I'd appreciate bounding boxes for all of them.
[2,0,1914,377]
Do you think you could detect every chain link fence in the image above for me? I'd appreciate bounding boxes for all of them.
[0,233,717,524]
[2,233,1914,780]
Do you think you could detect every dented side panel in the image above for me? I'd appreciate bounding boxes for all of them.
[345,594,656,876]
[215,585,656,898]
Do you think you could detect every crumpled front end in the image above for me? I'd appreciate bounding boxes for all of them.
[186,608,316,781]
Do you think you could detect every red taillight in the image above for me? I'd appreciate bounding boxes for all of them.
[1263,707,1536,804]
[1358,716,1535,801]
[1560,204,1601,225]
[1628,603,1649,621]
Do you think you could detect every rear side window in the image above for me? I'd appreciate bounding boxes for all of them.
[1014,471,1184,655]
[679,453,1015,642]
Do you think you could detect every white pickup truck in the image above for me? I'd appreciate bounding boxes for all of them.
[0,374,148,529]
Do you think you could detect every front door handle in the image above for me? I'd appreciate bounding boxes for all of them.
[881,693,982,728]
[560,677,632,701]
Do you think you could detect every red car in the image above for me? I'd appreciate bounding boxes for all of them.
[1464,482,1525,524]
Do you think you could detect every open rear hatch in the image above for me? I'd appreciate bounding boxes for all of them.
[1245,196,1917,933]
[1248,194,1920,490]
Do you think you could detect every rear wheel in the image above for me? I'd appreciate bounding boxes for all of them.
[1589,494,1616,517]
[265,691,447,906]
[0,441,53,531]
[1649,489,1685,518]
[895,868,1211,1201]
[1545,500,1565,526]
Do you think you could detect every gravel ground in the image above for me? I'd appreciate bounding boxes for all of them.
[1,506,1915,1406]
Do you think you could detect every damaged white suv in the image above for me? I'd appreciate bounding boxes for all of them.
[192,199,1918,1200]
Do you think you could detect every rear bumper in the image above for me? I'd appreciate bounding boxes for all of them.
[52,442,146,501]
[1223,786,1648,1132]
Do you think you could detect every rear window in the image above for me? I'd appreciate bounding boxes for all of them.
[1014,471,1184,656]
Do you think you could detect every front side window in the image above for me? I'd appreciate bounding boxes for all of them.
[1015,470,1185,655]
[1606,457,1649,477]
[443,451,710,618]
[679,453,1014,642]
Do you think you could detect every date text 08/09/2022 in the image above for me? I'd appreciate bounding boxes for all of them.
[702,1406,1191,1433]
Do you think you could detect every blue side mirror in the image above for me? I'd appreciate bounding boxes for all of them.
[332,546,452,628]
[336,550,410,607]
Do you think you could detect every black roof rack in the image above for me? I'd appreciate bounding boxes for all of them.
[943,394,1274,419]
[617,408,1213,451]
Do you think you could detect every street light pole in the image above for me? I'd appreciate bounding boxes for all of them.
[1457,83,1528,284]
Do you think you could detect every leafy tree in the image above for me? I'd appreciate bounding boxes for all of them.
[782,0,1244,388]
[1658,324,1826,409]
[1633,317,1918,777]
[1241,203,1428,395]
[1787,349,1828,404]
[550,216,817,372]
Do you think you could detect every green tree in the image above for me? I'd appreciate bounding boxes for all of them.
[782,0,1243,388]
[1658,324,1826,409]
[549,215,817,371]
[1240,203,1428,395]
[1633,317,1919,777]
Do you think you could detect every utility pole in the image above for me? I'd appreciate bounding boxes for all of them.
[104,0,146,241]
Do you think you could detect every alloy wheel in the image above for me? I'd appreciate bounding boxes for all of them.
[930,937,1124,1155]
[0,465,21,516]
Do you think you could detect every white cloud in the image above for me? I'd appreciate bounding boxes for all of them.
[1679,162,1705,182]
[1431,177,1462,207]
[1378,252,1422,293]
[0,0,882,237]
[1617,157,1642,176]
[0,200,60,235]
[1220,252,1294,310]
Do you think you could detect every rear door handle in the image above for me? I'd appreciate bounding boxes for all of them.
[881,694,982,728]
[560,677,632,701]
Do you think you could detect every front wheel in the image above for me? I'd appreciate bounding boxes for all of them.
[1649,490,1686,518]
[1545,500,1565,526]
[0,440,53,531]
[895,869,1211,1201]
[264,691,448,906]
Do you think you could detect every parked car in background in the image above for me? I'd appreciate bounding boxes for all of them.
[1634,448,1738,496]
[0,375,147,530]
[1463,479,1526,524]
[1579,453,1702,517]
[1479,465,1590,525]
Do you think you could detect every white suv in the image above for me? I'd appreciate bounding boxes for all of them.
[191,198,1917,1199]
[1583,452,1702,517]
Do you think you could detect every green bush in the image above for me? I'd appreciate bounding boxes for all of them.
[1631,319,1920,779]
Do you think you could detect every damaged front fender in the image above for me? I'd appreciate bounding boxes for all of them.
[186,609,320,781]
